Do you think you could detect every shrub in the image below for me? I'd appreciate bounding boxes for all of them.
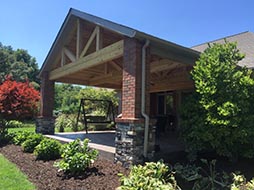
[13,131,34,145]
[21,133,44,153]
[34,138,62,161]
[0,77,40,120]
[118,161,180,190]
[181,42,254,160]
[6,120,23,128]
[54,138,98,174]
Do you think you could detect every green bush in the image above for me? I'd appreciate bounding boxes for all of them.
[55,114,83,132]
[21,133,44,153]
[181,42,254,160]
[6,120,23,128]
[34,138,62,161]
[54,138,98,174]
[118,161,180,190]
[12,131,34,145]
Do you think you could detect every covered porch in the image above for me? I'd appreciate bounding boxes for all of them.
[38,8,199,166]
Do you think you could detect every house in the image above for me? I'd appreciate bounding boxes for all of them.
[37,8,254,166]
[192,31,254,68]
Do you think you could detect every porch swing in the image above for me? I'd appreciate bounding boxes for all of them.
[76,98,115,133]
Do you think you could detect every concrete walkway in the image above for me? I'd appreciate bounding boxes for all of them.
[46,130,115,161]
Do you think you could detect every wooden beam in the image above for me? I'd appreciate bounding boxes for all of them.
[57,77,89,86]
[61,49,65,67]
[150,59,179,73]
[80,26,98,58]
[63,47,76,63]
[49,40,124,80]
[109,61,122,71]
[92,83,122,90]
[76,19,81,59]
[150,81,194,93]
[96,26,103,51]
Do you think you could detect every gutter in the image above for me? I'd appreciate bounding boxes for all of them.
[141,39,150,158]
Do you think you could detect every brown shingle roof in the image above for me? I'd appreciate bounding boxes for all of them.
[192,31,254,68]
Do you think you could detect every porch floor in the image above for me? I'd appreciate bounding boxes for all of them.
[46,130,186,162]
[45,130,115,161]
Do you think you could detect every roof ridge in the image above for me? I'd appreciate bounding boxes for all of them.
[192,31,251,48]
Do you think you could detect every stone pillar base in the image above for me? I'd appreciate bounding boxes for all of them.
[36,117,55,135]
[115,118,156,168]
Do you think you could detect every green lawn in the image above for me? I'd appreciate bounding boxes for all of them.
[7,123,81,133]
[0,154,35,190]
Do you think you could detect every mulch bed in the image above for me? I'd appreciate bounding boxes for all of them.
[0,144,128,190]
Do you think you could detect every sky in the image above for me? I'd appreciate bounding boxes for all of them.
[1,0,254,68]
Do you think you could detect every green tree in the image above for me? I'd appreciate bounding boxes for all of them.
[0,43,39,87]
[54,84,118,115]
[181,42,254,160]
[54,84,82,114]
[77,87,118,116]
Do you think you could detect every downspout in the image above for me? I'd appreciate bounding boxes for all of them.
[141,39,150,158]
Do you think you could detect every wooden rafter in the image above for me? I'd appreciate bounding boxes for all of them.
[61,49,65,67]
[96,26,103,51]
[80,26,99,58]
[76,19,81,59]
[49,40,124,80]
[63,47,76,62]
[109,61,122,71]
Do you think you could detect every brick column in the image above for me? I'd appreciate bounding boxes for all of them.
[115,38,155,167]
[36,71,55,134]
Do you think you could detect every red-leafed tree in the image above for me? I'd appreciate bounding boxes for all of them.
[0,76,40,120]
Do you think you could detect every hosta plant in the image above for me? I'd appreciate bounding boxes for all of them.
[54,138,98,174]
[118,161,181,190]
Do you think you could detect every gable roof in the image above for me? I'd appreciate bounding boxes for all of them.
[39,8,199,77]
[192,31,254,68]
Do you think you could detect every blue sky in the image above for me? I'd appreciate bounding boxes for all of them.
[1,0,254,67]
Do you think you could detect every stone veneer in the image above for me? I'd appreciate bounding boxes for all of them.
[35,117,55,135]
[115,119,155,168]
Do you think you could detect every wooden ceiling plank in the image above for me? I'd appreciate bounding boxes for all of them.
[150,59,180,73]
[90,72,122,85]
